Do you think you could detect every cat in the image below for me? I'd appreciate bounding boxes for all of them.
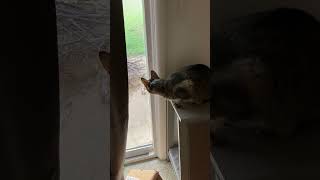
[141,64,210,108]
[211,8,320,137]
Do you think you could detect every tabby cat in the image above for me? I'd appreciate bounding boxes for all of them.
[141,64,210,108]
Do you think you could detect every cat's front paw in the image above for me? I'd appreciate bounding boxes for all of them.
[174,102,183,109]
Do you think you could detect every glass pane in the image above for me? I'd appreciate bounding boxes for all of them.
[123,0,153,149]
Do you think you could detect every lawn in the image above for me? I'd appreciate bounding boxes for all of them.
[123,0,146,57]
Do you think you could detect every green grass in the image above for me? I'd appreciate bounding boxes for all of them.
[123,0,146,57]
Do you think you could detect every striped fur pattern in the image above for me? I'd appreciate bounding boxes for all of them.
[141,64,210,108]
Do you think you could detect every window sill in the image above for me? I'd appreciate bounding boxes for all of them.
[124,151,157,165]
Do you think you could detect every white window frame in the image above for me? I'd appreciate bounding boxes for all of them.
[124,0,168,163]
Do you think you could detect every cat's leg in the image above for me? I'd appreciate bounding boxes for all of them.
[173,99,184,108]
[210,117,228,146]
[190,98,209,105]
[272,107,299,138]
[192,99,202,105]
[198,99,210,105]
[174,103,183,108]
[260,98,299,138]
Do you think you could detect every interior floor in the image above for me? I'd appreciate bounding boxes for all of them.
[212,120,320,180]
[124,158,176,180]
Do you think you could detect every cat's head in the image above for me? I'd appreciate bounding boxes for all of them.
[141,70,166,96]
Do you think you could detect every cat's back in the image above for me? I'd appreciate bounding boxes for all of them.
[211,8,320,130]
[166,64,210,101]
[168,64,210,84]
[212,8,320,67]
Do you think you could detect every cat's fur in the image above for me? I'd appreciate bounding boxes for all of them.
[211,8,320,137]
[141,64,210,108]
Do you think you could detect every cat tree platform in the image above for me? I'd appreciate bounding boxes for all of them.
[167,100,211,180]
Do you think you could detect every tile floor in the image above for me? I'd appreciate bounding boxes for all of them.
[124,158,177,180]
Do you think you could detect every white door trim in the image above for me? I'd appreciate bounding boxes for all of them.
[124,0,168,161]
[143,0,168,160]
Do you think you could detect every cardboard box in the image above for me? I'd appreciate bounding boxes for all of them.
[126,169,162,180]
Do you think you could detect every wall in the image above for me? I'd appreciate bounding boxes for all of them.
[166,0,210,74]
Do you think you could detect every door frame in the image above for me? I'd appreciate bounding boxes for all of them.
[143,0,168,161]
[124,0,168,163]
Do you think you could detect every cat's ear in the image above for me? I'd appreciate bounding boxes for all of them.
[141,78,151,92]
[99,51,111,73]
[150,70,160,80]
